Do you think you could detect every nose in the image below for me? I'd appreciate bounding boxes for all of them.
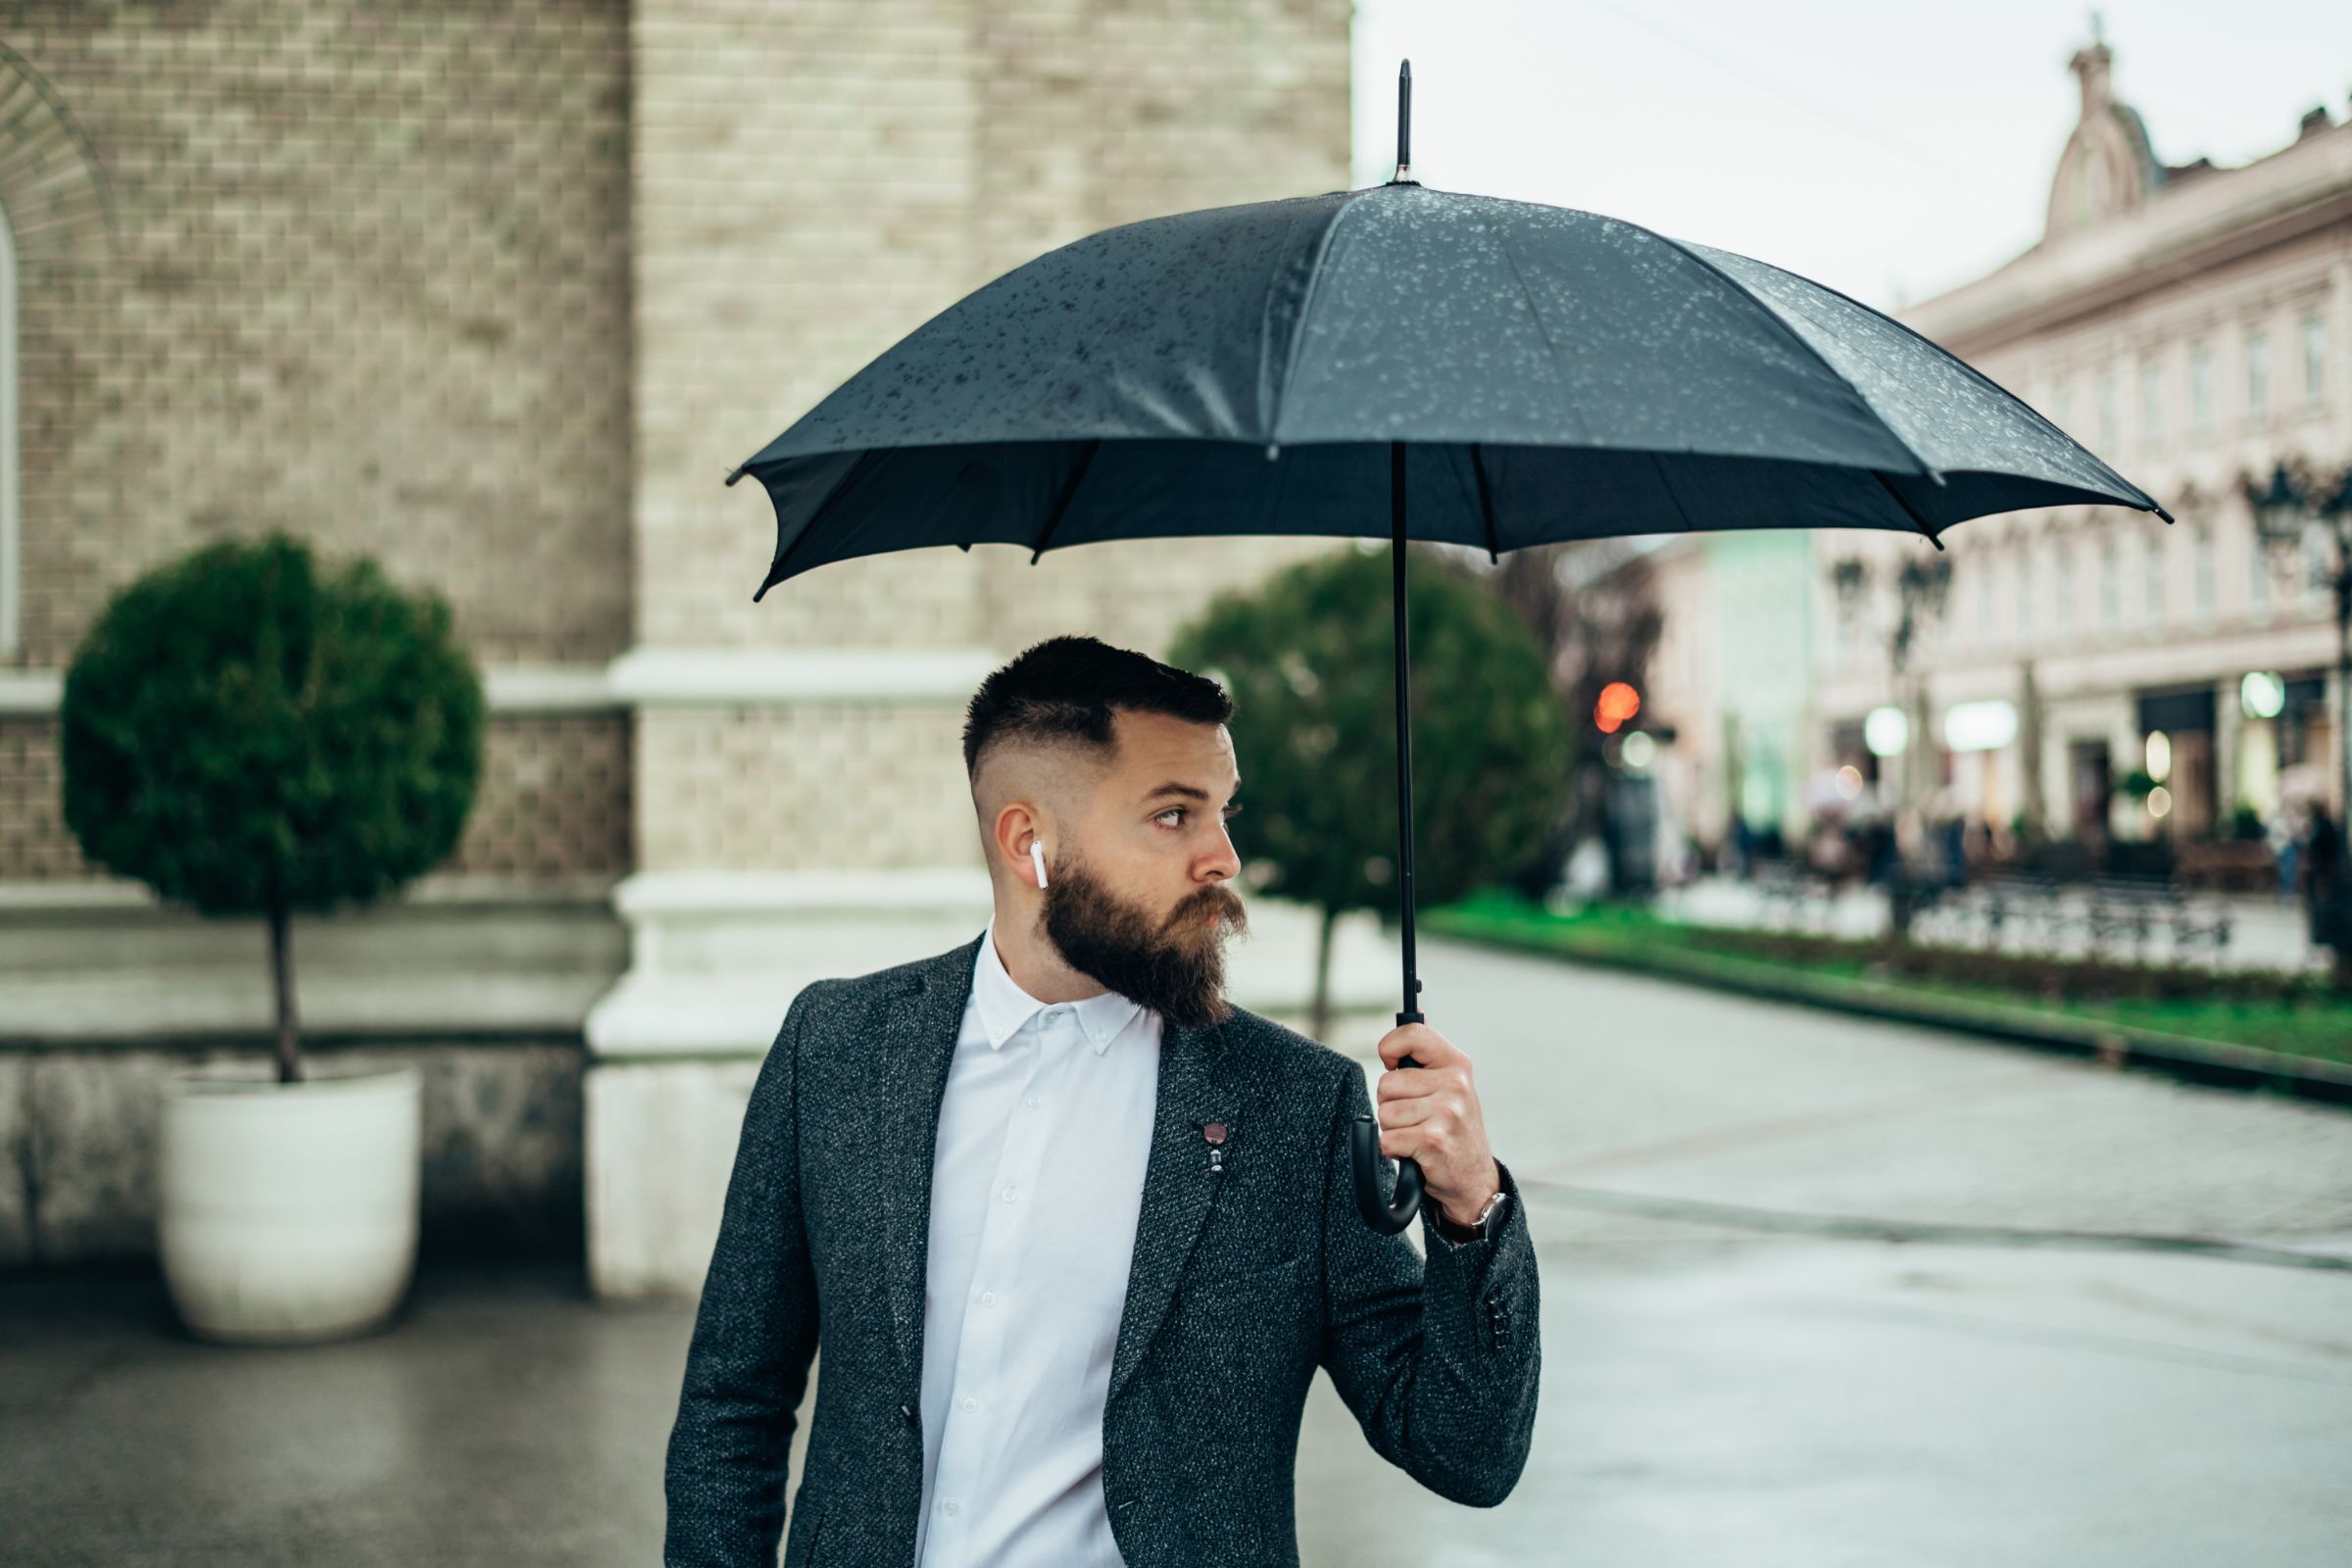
[1207,826,1243,885]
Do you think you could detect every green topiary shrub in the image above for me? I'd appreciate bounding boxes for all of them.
[60,531,486,1083]
[1169,542,1570,1040]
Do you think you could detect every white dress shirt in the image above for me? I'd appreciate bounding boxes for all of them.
[911,912,1162,1568]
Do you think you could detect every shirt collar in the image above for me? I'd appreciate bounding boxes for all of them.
[973,913,1146,1054]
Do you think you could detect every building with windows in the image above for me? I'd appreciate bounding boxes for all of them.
[1643,32,2352,870]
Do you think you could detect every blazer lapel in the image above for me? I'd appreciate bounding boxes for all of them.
[1104,1009,1233,1408]
[870,928,1238,1410]
[875,932,985,1401]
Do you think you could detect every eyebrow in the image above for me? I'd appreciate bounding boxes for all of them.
[1141,781,1242,807]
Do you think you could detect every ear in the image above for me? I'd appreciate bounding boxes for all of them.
[996,801,1054,887]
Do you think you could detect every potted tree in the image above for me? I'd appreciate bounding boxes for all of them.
[1169,543,1569,1041]
[60,531,485,1344]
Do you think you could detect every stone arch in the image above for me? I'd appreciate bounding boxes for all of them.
[0,39,119,271]
[0,41,114,655]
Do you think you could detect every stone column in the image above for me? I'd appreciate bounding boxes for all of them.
[2215,673,2242,823]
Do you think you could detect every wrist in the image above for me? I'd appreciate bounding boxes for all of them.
[1437,1161,1503,1230]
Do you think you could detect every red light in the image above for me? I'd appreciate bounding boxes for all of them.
[1594,681,1641,734]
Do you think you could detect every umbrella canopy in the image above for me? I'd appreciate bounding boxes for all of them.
[725,65,2170,1235]
[730,184,2169,600]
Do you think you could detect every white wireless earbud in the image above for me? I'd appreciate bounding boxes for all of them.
[1031,840,1050,889]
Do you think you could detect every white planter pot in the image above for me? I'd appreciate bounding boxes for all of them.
[157,1060,421,1345]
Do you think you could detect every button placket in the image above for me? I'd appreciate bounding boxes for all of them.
[944,1016,1059,1494]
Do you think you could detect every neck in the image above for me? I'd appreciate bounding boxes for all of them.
[991,904,1109,1004]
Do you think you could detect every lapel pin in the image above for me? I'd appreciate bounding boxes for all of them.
[1200,1119,1228,1173]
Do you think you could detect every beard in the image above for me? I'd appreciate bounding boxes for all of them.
[1040,846,1250,1030]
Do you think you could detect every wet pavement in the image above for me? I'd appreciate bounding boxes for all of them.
[5,931,2348,1566]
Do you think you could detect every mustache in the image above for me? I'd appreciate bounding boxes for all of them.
[1180,886,1246,922]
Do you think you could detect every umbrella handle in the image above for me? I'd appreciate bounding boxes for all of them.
[1349,1037,1425,1234]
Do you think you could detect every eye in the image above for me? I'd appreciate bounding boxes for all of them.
[1154,806,1244,829]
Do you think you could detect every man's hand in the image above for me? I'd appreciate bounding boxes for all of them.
[1372,1021,1500,1229]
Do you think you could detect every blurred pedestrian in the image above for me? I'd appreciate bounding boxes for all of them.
[2267,798,2306,905]
[2304,803,2342,947]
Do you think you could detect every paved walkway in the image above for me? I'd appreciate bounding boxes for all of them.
[4,932,2348,1565]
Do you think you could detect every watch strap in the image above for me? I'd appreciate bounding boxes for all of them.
[1433,1189,1506,1244]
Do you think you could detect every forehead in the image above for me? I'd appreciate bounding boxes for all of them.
[1108,710,1238,796]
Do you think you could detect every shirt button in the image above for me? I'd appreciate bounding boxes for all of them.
[981,1291,996,1306]
[1041,1008,1060,1025]
[1025,1094,1041,1109]
[1002,1185,1017,1201]
[961,1396,977,1412]
[943,1499,958,1516]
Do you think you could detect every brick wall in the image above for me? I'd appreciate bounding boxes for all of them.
[0,2,1355,887]
[629,0,1353,873]
[0,1,635,880]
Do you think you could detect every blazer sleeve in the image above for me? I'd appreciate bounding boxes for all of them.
[1316,1057,1542,1508]
[662,982,826,1567]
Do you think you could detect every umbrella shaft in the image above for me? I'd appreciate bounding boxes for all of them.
[1392,441,1424,1026]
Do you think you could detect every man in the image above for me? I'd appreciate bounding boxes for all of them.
[664,635,1541,1568]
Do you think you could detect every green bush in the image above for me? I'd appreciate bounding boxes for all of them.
[60,531,486,1081]
[1169,543,1569,1038]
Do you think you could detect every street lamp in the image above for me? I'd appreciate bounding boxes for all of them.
[2243,458,2352,978]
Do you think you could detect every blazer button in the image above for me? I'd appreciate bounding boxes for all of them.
[900,1401,920,1432]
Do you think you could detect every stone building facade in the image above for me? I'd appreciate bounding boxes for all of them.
[0,2,1358,1292]
[1644,34,2352,871]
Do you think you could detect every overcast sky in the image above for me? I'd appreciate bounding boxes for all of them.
[1350,0,2352,312]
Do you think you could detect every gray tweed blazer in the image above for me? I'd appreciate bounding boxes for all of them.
[662,927,1542,1567]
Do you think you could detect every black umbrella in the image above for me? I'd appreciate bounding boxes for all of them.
[725,62,2171,1234]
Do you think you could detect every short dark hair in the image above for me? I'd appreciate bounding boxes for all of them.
[962,634,1234,782]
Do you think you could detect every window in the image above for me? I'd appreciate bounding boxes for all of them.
[2250,522,2270,612]
[2139,357,2163,445]
[2051,376,2075,433]
[1978,550,1995,642]
[2097,368,2119,449]
[2192,524,2214,623]
[2055,538,2077,632]
[2142,530,2165,624]
[2306,312,2328,406]
[2014,549,2033,640]
[2190,341,2213,431]
[0,200,15,659]
[2246,328,2269,419]
[2100,539,2121,628]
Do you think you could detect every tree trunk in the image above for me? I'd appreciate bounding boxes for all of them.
[1309,904,1337,1043]
[269,900,303,1085]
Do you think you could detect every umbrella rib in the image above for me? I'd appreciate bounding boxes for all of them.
[751,449,882,602]
[1640,228,1940,485]
[1469,443,1500,564]
[1265,192,1378,442]
[1873,470,1947,552]
[1645,450,1697,533]
[1029,439,1102,564]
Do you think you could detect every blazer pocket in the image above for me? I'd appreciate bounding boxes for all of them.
[1182,1250,1307,1304]
[783,1486,828,1565]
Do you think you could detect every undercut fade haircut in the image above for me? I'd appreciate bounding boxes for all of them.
[962,634,1234,784]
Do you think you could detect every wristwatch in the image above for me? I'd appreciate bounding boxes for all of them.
[1432,1187,1508,1245]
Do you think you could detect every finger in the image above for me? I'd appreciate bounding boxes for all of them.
[1378,1119,1452,1160]
[1378,1024,1454,1069]
[1375,1063,1446,1102]
[1376,1094,1441,1130]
